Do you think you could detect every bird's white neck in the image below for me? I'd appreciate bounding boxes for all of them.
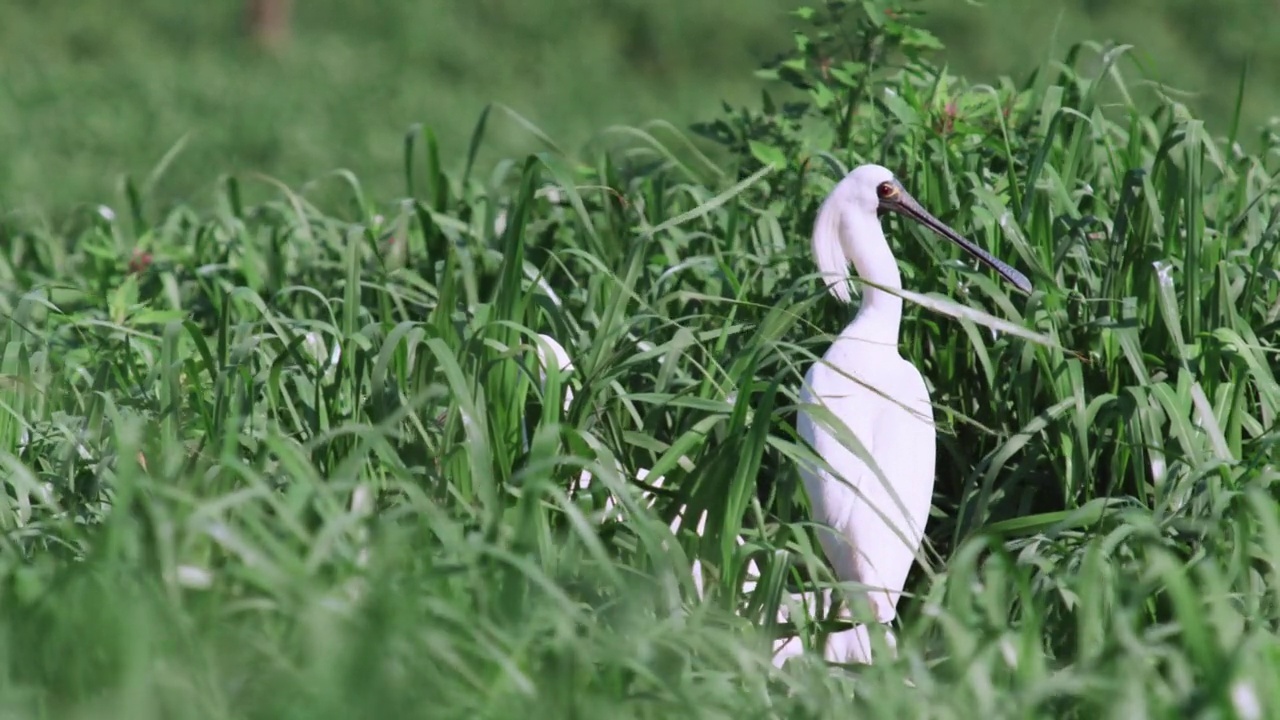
[843,225,903,346]
[814,199,905,348]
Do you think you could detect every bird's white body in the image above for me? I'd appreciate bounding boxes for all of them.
[800,328,936,598]
[781,163,1031,667]
[790,319,935,662]
[788,164,943,664]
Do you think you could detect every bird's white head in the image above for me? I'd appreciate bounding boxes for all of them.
[811,163,1032,305]
[834,163,899,217]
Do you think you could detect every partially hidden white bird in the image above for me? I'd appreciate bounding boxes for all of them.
[531,333,762,601]
[781,164,1032,666]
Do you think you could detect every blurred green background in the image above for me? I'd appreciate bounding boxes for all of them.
[1,0,1274,215]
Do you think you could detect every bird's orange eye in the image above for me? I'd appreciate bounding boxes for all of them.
[876,182,898,199]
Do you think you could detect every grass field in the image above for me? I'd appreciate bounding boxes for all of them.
[2,0,1276,215]
[4,0,1280,718]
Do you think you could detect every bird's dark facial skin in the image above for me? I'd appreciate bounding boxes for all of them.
[875,180,902,209]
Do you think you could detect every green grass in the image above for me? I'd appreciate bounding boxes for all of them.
[4,1,1280,717]
[918,0,1278,140]
[0,0,789,214]
[3,0,1278,217]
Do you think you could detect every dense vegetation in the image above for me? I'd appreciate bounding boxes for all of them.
[3,0,1280,718]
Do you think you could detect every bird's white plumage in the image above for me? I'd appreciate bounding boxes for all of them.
[790,163,939,665]
[797,338,935,622]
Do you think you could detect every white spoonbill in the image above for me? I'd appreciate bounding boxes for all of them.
[531,333,762,600]
[786,164,1031,665]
